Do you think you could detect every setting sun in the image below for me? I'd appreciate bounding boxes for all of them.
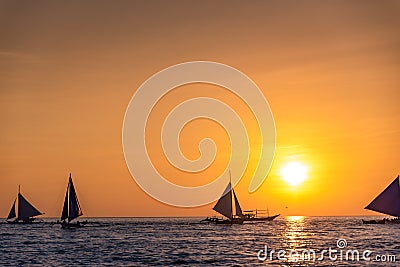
[280,162,308,186]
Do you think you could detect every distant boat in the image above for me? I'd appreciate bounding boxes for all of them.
[202,171,244,225]
[60,173,86,228]
[363,175,400,224]
[6,186,43,224]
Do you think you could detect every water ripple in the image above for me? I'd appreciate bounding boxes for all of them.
[0,217,398,266]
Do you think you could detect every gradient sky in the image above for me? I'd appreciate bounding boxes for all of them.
[1,0,399,217]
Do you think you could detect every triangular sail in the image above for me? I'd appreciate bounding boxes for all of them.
[61,182,69,221]
[233,190,243,217]
[61,174,83,222]
[68,177,83,221]
[17,193,42,220]
[365,176,400,217]
[7,199,16,220]
[213,182,233,219]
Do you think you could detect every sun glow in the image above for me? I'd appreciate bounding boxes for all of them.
[280,162,308,186]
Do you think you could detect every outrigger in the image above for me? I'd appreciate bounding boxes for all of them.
[242,209,280,222]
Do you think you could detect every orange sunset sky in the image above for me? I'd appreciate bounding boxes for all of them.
[1,1,399,217]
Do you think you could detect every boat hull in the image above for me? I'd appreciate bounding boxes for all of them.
[362,218,400,224]
[215,218,244,225]
[243,214,280,222]
[200,217,219,223]
[60,220,88,229]
[201,217,244,225]
[6,218,36,224]
[61,222,83,229]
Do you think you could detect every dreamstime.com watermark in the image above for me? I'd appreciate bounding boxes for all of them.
[257,239,397,263]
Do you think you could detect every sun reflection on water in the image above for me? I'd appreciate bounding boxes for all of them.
[287,216,305,222]
[283,216,311,263]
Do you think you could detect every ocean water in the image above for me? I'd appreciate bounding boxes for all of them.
[0,217,399,266]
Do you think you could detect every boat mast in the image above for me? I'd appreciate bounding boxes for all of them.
[68,173,71,221]
[229,170,234,218]
[17,185,20,219]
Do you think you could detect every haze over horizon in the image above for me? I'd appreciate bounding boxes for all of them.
[1,1,399,218]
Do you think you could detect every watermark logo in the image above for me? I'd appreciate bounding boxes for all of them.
[257,238,396,263]
[122,61,276,207]
[336,238,347,249]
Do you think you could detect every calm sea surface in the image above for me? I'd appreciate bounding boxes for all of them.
[0,217,399,266]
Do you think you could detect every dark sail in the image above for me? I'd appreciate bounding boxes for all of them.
[61,174,83,222]
[68,177,83,221]
[213,182,233,219]
[61,182,69,221]
[365,176,400,217]
[7,199,16,220]
[233,190,243,217]
[17,193,42,220]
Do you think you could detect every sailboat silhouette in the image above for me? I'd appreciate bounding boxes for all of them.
[363,175,400,224]
[201,171,244,224]
[60,173,86,228]
[6,185,43,224]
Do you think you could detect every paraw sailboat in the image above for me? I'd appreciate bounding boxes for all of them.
[203,171,244,225]
[363,175,400,224]
[60,173,85,228]
[6,186,43,224]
